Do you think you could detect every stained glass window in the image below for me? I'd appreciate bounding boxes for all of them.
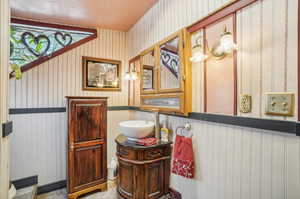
[10,22,94,68]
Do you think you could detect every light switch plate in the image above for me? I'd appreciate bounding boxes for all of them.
[265,92,294,116]
[240,95,251,113]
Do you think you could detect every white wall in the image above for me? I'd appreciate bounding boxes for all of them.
[0,0,11,197]
[10,110,131,186]
[128,0,232,58]
[236,0,298,121]
[9,28,128,108]
[129,0,298,121]
[9,28,130,186]
[8,1,300,198]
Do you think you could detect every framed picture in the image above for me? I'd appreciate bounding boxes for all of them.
[82,56,121,91]
[142,65,154,90]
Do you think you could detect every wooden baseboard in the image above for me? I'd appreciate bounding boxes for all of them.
[68,183,107,199]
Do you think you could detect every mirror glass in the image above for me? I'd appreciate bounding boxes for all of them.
[83,57,121,91]
[160,37,181,90]
[142,97,180,109]
[142,49,155,91]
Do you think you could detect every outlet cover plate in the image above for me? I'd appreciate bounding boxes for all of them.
[240,95,252,113]
[265,92,294,116]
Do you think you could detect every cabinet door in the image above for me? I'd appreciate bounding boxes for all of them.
[69,145,105,193]
[69,100,106,143]
[145,161,164,199]
[118,160,135,199]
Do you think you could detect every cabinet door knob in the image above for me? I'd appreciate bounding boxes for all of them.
[148,150,161,158]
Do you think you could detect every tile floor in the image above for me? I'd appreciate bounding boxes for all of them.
[37,188,118,199]
[37,181,118,199]
[37,182,170,199]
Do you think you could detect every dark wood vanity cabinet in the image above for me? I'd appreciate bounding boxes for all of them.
[116,135,172,199]
[66,96,108,199]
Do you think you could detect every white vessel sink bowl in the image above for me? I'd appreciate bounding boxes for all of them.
[119,120,155,139]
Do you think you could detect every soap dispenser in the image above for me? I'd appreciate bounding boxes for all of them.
[160,121,170,142]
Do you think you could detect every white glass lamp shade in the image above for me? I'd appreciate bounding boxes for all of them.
[130,71,138,80]
[190,45,208,63]
[124,72,131,80]
[112,78,119,87]
[220,32,237,54]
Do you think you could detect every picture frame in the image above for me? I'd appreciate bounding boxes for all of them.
[82,56,122,91]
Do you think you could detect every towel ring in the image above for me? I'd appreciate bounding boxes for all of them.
[175,124,193,137]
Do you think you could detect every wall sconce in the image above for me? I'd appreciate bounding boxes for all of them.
[125,63,138,80]
[210,26,237,59]
[130,68,138,80]
[190,36,208,63]
[190,26,237,62]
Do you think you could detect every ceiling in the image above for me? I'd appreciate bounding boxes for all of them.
[11,0,158,31]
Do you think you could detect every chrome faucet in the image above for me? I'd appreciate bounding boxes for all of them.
[153,109,160,139]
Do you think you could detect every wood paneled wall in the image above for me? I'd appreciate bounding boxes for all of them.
[9,28,128,108]
[0,0,10,197]
[205,15,236,115]
[128,0,300,198]
[236,0,298,121]
[8,0,300,197]
[10,113,67,185]
[9,27,129,186]
[131,111,300,199]
[128,0,298,121]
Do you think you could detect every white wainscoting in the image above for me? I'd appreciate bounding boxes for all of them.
[131,111,300,199]
[10,110,131,186]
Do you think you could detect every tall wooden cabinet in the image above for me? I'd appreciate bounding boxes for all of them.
[66,96,108,199]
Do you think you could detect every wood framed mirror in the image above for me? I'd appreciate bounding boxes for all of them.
[158,31,184,93]
[138,29,192,115]
[82,56,121,91]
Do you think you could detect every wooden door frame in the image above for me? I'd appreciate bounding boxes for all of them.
[0,0,10,198]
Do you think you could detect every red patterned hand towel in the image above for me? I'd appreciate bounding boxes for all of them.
[171,135,194,178]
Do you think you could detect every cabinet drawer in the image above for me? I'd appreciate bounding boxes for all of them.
[144,148,165,160]
[117,146,136,160]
